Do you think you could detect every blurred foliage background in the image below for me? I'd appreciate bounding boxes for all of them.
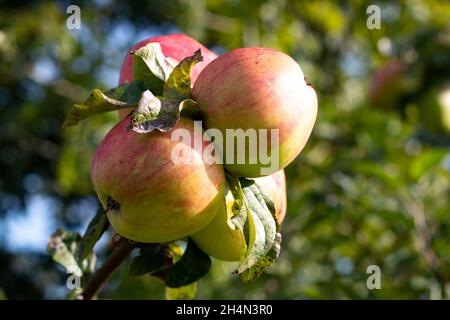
[0,0,449,299]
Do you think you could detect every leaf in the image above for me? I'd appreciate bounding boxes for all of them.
[131,92,181,133]
[409,149,447,181]
[163,239,211,288]
[237,179,277,274]
[165,282,198,300]
[224,173,248,260]
[179,99,202,120]
[82,250,97,274]
[77,208,109,263]
[129,245,165,277]
[63,80,146,127]
[131,43,178,95]
[47,229,83,277]
[224,174,281,282]
[163,49,203,100]
[254,180,279,227]
[225,172,246,219]
[239,232,282,282]
[130,50,203,134]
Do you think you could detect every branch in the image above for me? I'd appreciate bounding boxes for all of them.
[79,240,136,300]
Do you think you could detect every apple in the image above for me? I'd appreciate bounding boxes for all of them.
[192,48,318,177]
[191,170,287,261]
[118,34,218,119]
[254,169,287,224]
[368,59,406,109]
[90,116,226,243]
[419,85,450,135]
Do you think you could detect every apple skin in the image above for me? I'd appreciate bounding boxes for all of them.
[191,170,287,261]
[192,48,318,178]
[118,34,218,119]
[255,169,287,224]
[90,117,226,243]
[419,86,450,135]
[368,59,405,109]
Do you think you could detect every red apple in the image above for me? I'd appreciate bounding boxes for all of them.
[91,117,226,243]
[192,48,318,177]
[191,170,287,261]
[118,34,218,119]
[368,59,405,109]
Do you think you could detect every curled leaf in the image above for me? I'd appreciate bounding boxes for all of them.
[77,208,109,262]
[131,43,178,95]
[130,50,204,134]
[47,229,83,277]
[63,80,146,127]
[163,239,211,288]
[163,49,203,100]
[129,244,165,277]
[224,175,282,283]
[131,94,181,133]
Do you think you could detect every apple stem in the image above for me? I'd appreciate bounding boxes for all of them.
[79,240,136,300]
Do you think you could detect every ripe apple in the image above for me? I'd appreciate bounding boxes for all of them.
[118,34,218,119]
[419,85,450,135]
[192,48,318,177]
[368,59,406,109]
[90,117,226,243]
[191,170,287,261]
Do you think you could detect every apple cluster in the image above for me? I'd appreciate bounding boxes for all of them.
[90,34,318,261]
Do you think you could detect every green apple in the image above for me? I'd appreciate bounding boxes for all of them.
[90,117,226,243]
[191,170,287,261]
[192,47,318,178]
[419,86,450,135]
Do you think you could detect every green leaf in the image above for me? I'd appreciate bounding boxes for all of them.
[48,228,97,280]
[47,229,83,276]
[77,208,109,263]
[129,245,165,277]
[165,282,198,300]
[63,80,146,127]
[225,172,246,219]
[163,49,203,100]
[224,173,248,260]
[239,232,282,282]
[179,99,202,120]
[130,50,203,134]
[237,179,278,274]
[409,149,447,181]
[254,180,279,227]
[131,91,181,133]
[224,174,281,283]
[163,239,211,288]
[131,43,178,95]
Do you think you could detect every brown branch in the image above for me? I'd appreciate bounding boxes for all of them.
[79,240,136,300]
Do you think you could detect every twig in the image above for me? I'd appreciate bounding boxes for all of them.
[79,240,136,300]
